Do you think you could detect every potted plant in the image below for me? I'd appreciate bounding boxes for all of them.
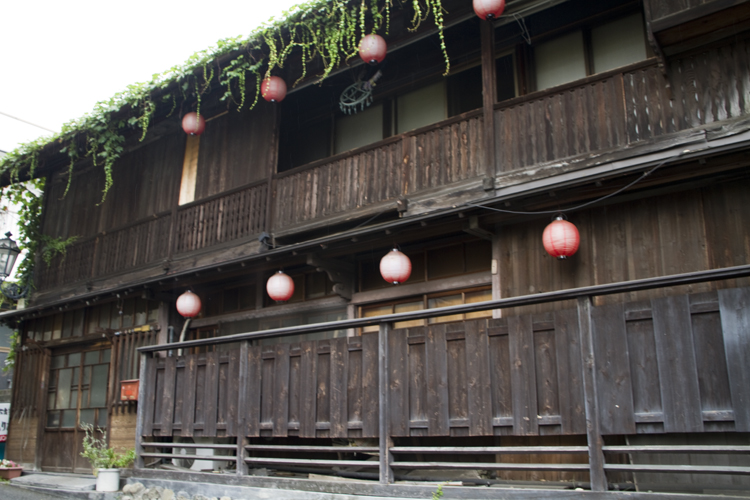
[0,459,22,480]
[79,423,135,492]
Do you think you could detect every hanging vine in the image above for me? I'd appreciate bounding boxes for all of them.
[0,0,450,275]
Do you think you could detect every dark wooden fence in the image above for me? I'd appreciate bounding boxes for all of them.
[136,265,750,489]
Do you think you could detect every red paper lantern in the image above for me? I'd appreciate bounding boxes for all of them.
[359,34,387,65]
[267,270,295,302]
[542,216,580,260]
[261,76,287,103]
[176,290,202,318]
[181,112,206,136]
[380,248,412,285]
[473,0,506,20]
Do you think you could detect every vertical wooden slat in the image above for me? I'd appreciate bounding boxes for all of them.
[465,320,492,436]
[203,351,219,436]
[245,345,262,437]
[591,302,636,434]
[329,337,348,437]
[236,342,249,476]
[389,328,409,437]
[379,323,394,485]
[298,340,317,438]
[718,287,750,432]
[225,349,239,437]
[508,315,538,435]
[652,295,703,433]
[180,355,197,437]
[362,331,380,438]
[134,352,150,469]
[426,323,450,435]
[141,354,157,437]
[555,309,586,434]
[272,343,290,437]
[160,355,176,436]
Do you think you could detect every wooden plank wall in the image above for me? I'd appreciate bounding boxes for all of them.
[194,103,276,200]
[110,328,159,415]
[646,0,716,21]
[273,114,484,230]
[498,177,750,317]
[95,214,172,276]
[141,285,750,440]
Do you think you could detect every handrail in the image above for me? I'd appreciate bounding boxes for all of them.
[139,263,750,353]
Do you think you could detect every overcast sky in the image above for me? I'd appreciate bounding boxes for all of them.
[0,0,302,154]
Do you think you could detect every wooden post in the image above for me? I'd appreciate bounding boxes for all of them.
[378,322,394,484]
[480,19,497,181]
[236,341,250,476]
[576,296,607,491]
[134,352,150,469]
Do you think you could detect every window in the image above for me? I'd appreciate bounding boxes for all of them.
[46,348,110,429]
[360,287,492,333]
[534,13,647,90]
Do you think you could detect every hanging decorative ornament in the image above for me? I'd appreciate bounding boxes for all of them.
[176,290,202,318]
[267,270,295,302]
[181,112,206,136]
[261,76,287,103]
[359,34,387,65]
[473,0,506,21]
[380,248,412,285]
[542,216,580,259]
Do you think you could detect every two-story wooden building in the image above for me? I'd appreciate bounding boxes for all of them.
[3,0,750,495]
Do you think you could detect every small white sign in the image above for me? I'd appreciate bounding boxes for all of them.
[0,403,9,442]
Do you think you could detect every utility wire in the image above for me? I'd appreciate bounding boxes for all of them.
[465,149,689,217]
[0,111,56,133]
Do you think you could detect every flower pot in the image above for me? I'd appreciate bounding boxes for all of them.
[0,467,23,480]
[95,468,120,491]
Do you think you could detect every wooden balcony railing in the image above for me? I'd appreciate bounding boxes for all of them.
[136,264,750,489]
[273,111,484,230]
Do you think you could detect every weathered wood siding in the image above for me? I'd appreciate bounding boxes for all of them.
[140,285,750,439]
[646,0,722,22]
[274,113,484,230]
[194,103,277,200]
[499,177,750,316]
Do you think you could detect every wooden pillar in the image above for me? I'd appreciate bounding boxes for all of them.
[134,352,150,469]
[236,341,250,476]
[378,322,394,484]
[480,19,497,181]
[576,296,607,491]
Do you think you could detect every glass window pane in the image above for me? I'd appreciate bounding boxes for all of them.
[134,298,148,326]
[43,316,53,342]
[72,367,79,386]
[68,352,81,368]
[90,365,109,407]
[79,409,95,426]
[87,307,99,334]
[52,355,66,369]
[535,30,586,90]
[61,410,76,428]
[84,351,99,366]
[102,349,111,363]
[62,312,74,339]
[122,298,135,329]
[428,294,464,324]
[335,103,384,154]
[465,289,494,319]
[82,366,91,385]
[47,411,60,428]
[147,302,159,323]
[71,388,78,409]
[81,389,89,408]
[99,303,112,329]
[592,14,646,74]
[52,314,63,340]
[97,409,108,428]
[361,304,392,333]
[47,392,56,410]
[73,309,85,337]
[397,81,446,133]
[394,301,425,329]
[55,368,72,410]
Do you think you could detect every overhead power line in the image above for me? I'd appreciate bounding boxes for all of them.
[0,110,56,133]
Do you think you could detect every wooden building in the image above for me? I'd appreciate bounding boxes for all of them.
[3,0,750,495]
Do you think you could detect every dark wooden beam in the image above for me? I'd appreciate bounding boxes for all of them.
[480,19,497,182]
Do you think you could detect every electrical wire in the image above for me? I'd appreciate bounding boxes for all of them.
[464,149,689,217]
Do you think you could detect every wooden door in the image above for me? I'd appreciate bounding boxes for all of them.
[41,346,111,473]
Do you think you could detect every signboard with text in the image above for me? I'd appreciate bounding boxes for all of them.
[0,403,9,442]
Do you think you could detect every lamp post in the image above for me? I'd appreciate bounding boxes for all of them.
[0,232,26,300]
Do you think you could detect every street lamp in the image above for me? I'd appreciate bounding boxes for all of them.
[0,232,27,300]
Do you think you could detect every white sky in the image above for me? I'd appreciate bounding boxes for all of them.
[0,0,303,154]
